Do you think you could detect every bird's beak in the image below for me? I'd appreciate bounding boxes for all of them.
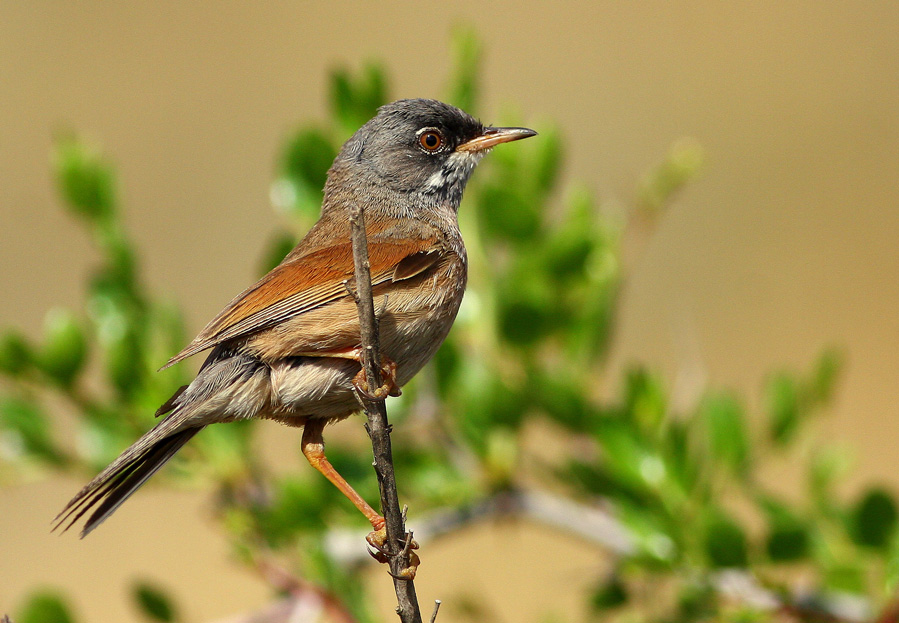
[456,126,538,153]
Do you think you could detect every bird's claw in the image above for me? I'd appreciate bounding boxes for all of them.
[366,526,420,579]
[393,552,421,580]
[353,357,401,400]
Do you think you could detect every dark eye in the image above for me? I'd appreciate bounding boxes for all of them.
[418,130,443,151]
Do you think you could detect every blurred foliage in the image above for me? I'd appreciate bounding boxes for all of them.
[131,582,179,623]
[2,30,897,623]
[14,591,74,623]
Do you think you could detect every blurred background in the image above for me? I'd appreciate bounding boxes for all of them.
[1,2,897,622]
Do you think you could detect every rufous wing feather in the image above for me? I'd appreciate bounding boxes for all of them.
[161,237,442,369]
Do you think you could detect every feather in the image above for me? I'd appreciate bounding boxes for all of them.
[53,424,200,537]
[161,237,441,369]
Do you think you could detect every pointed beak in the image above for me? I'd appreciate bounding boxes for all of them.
[456,126,538,153]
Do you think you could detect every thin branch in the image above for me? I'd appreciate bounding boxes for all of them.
[348,203,423,623]
[323,489,635,566]
[320,488,871,622]
[252,557,357,623]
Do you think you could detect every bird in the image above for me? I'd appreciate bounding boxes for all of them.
[54,98,536,540]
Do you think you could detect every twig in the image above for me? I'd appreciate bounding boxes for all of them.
[324,488,635,566]
[252,556,357,623]
[348,203,423,623]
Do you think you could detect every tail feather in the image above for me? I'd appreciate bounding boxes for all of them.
[56,347,269,536]
[54,426,201,537]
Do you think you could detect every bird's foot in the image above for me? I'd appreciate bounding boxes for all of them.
[352,357,401,400]
[366,520,420,580]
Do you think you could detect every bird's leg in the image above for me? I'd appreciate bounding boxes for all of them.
[352,355,402,400]
[301,419,384,530]
[301,419,419,576]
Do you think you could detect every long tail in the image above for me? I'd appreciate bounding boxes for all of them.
[56,348,271,537]
[53,421,202,537]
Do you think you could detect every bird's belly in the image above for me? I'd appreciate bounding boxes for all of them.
[261,256,466,419]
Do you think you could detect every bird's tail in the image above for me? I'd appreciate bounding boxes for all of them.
[53,419,202,537]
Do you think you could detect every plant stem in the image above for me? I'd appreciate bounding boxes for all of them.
[348,204,423,623]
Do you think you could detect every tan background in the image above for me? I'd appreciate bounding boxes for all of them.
[1,2,897,621]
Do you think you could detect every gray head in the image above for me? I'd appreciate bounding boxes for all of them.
[327,99,536,207]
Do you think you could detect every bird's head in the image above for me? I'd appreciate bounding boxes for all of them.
[328,99,536,209]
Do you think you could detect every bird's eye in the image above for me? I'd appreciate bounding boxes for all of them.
[418,130,443,152]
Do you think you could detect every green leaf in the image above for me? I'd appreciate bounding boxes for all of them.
[87,270,148,399]
[95,226,139,290]
[476,182,542,244]
[592,418,664,497]
[885,531,899,593]
[394,445,472,507]
[455,368,526,453]
[192,419,253,479]
[766,522,808,562]
[676,582,717,621]
[133,582,178,622]
[0,329,33,376]
[532,368,596,432]
[851,487,898,549]
[808,444,851,516]
[17,590,75,623]
[757,496,808,561]
[37,309,87,387]
[277,127,336,225]
[542,194,594,283]
[591,575,628,610]
[824,563,866,593]
[765,371,800,446]
[766,352,842,448]
[105,330,144,398]
[621,367,666,433]
[532,125,563,197]
[810,347,843,404]
[699,390,749,477]
[496,293,551,346]
[329,63,389,133]
[637,137,704,213]
[0,397,66,465]
[54,136,116,222]
[615,501,678,564]
[281,127,334,192]
[704,512,748,567]
[255,475,330,542]
[483,427,519,488]
[494,257,555,346]
[543,228,592,282]
[432,338,461,399]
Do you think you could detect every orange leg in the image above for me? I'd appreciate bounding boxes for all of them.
[301,419,384,530]
[301,418,420,578]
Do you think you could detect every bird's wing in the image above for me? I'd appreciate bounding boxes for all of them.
[161,236,442,369]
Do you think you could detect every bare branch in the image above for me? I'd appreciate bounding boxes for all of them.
[348,203,423,623]
[324,489,635,567]
[429,600,442,623]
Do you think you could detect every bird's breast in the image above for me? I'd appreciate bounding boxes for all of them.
[242,249,466,383]
[377,251,467,385]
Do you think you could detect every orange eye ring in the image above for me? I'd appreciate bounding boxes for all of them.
[418,130,443,151]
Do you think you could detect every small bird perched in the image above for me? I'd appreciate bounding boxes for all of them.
[55,99,536,539]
